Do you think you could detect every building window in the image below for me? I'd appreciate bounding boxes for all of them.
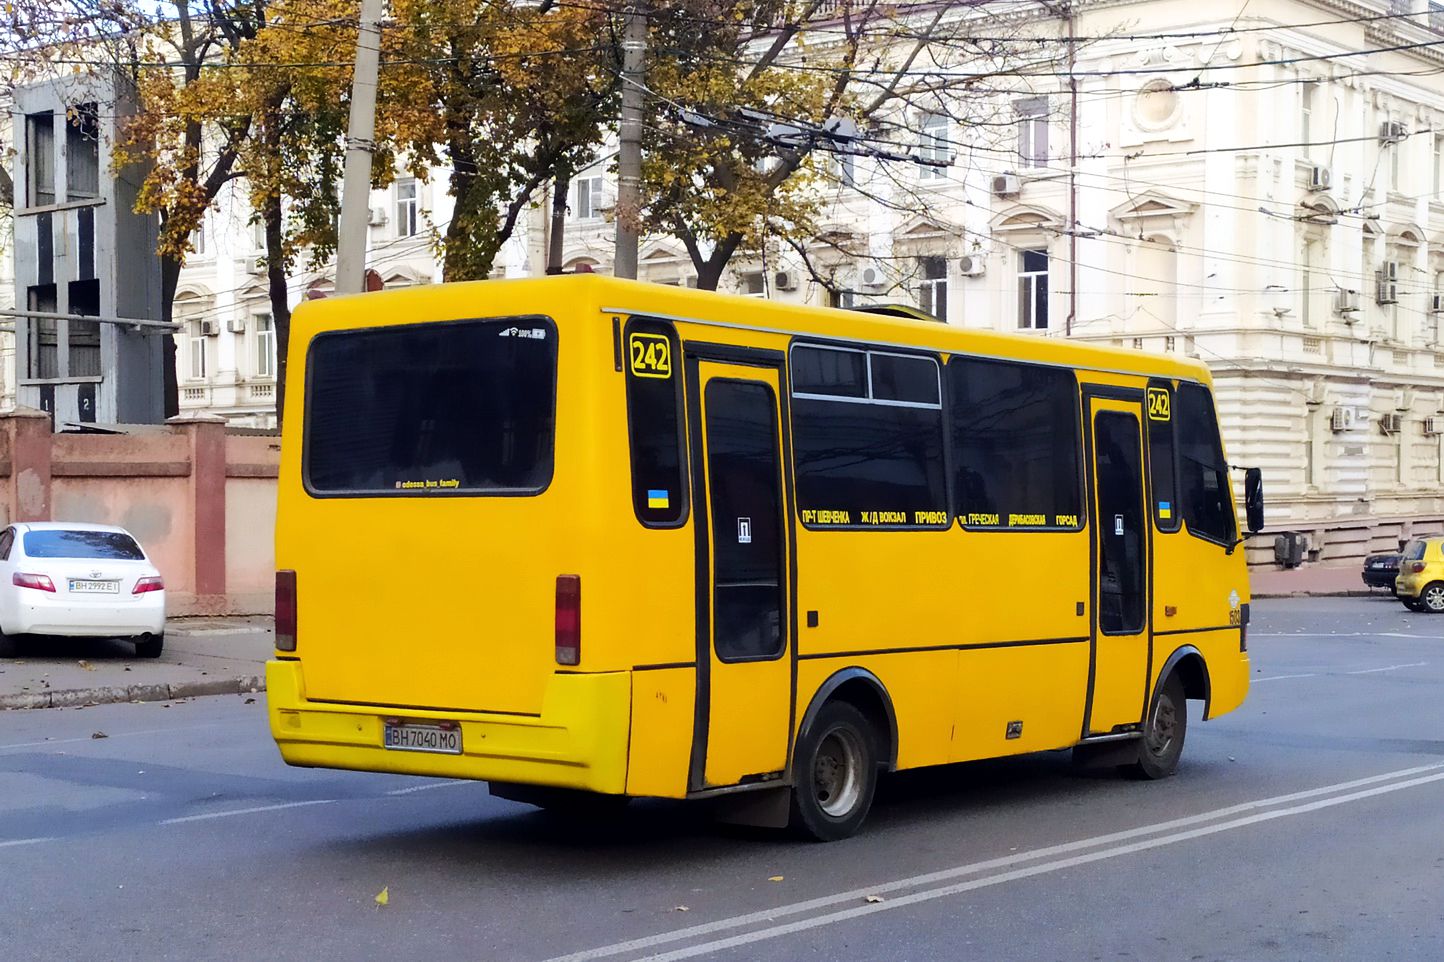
[833,151,856,188]
[189,323,208,380]
[829,287,856,309]
[26,112,55,207]
[574,175,604,220]
[741,272,766,297]
[190,226,206,257]
[25,284,58,379]
[395,179,418,236]
[917,112,949,180]
[1300,84,1313,153]
[917,256,948,319]
[251,219,266,252]
[1432,0,1444,33]
[66,103,99,199]
[1018,249,1049,329]
[1017,97,1049,169]
[1390,117,1404,192]
[255,313,276,378]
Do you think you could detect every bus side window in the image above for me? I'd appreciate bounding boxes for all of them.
[1175,382,1235,545]
[790,344,948,528]
[625,319,688,526]
[1147,381,1180,533]
[949,357,1083,530]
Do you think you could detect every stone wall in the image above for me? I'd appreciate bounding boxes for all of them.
[0,409,277,614]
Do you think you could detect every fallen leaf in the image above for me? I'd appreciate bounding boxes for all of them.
[91,731,108,739]
[375,887,389,907]
[123,666,131,672]
[78,660,95,671]
[768,876,784,882]
[244,697,256,704]
[865,895,884,904]
[672,905,690,912]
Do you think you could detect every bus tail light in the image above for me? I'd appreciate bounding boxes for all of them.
[1411,561,1427,573]
[556,574,581,666]
[276,570,297,652]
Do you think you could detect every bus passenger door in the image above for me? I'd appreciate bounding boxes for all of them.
[688,358,793,790]
[1085,395,1151,736]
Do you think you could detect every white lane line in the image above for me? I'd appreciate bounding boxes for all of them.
[622,770,1444,962]
[386,781,470,796]
[1253,673,1317,683]
[1345,662,1428,675]
[543,762,1444,962]
[0,837,54,850]
[1252,632,1444,640]
[0,724,226,753]
[160,799,334,825]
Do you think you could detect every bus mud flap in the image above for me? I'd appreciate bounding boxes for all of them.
[709,786,792,829]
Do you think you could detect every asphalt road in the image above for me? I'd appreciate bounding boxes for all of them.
[1,596,1441,961]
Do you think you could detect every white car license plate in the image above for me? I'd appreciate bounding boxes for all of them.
[69,579,119,594]
[383,722,462,755]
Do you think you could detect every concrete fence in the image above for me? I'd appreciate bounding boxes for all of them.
[0,408,278,615]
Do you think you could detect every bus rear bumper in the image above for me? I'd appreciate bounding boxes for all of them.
[265,660,631,794]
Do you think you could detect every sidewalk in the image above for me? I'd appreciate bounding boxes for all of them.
[1249,563,1374,599]
[0,617,271,710]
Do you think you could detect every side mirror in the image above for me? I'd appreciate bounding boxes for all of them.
[1244,467,1264,534]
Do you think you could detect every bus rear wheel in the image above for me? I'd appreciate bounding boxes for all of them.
[789,701,879,841]
[1127,673,1187,780]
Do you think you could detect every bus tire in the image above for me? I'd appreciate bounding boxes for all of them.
[789,700,879,841]
[1421,582,1444,613]
[1127,673,1187,780]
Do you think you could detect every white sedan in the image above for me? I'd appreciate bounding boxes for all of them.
[0,522,166,658]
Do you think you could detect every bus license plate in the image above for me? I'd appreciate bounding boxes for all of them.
[383,722,462,755]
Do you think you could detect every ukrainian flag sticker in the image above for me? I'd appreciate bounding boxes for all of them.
[1158,501,1173,519]
[647,489,670,510]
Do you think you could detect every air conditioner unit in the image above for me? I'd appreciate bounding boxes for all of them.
[1376,263,1399,305]
[1334,289,1360,314]
[227,317,247,334]
[774,270,798,291]
[200,319,220,337]
[367,206,388,227]
[1308,165,1332,191]
[1379,120,1408,143]
[958,254,985,276]
[1330,407,1354,432]
[1425,416,1444,436]
[858,263,886,288]
[1430,293,1444,314]
[243,256,265,275]
[992,173,1021,198]
[1380,412,1404,435]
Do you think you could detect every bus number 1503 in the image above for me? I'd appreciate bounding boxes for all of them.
[629,333,672,379]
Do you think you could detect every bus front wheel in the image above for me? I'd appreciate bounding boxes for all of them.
[789,701,879,841]
[1128,673,1187,780]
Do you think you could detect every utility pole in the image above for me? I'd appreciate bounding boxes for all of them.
[334,0,384,295]
[613,5,647,279]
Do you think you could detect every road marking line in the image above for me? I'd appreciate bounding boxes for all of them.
[1345,662,1427,675]
[386,781,470,796]
[0,837,54,849]
[542,762,1444,962]
[1252,632,1444,640]
[160,799,334,825]
[0,724,226,753]
[1252,673,1317,682]
[620,771,1444,962]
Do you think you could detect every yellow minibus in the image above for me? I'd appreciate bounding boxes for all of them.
[268,274,1260,840]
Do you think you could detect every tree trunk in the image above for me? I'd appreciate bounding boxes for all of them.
[547,171,569,273]
[262,192,291,427]
[693,234,744,291]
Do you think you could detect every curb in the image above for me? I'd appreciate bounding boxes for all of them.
[0,675,265,711]
[1252,590,1378,599]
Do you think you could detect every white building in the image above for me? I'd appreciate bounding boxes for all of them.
[164,0,1444,561]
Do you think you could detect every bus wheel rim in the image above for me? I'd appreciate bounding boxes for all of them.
[1146,693,1177,757]
[814,727,863,817]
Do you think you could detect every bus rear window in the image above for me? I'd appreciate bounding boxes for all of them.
[304,317,557,496]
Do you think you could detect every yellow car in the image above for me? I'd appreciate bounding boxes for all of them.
[1395,536,1444,612]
